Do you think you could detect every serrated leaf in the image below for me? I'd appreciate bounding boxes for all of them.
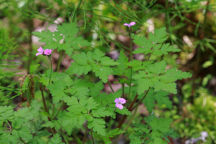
[92,65,112,83]
[155,91,172,109]
[116,107,131,115]
[34,22,90,57]
[68,62,91,75]
[88,118,106,136]
[90,81,104,97]
[145,116,172,133]
[137,79,152,95]
[92,107,114,117]
[0,106,14,125]
[48,134,64,144]
[143,90,155,112]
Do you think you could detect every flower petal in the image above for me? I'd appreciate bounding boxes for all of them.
[114,98,120,103]
[119,98,126,104]
[44,49,52,55]
[116,103,123,109]
[36,52,42,56]
[37,47,44,53]
[129,22,136,26]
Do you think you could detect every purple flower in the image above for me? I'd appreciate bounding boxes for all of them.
[115,98,126,110]
[36,47,52,56]
[44,49,52,55]
[124,22,136,27]
[36,47,44,56]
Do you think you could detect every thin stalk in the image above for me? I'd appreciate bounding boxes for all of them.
[117,95,138,129]
[132,89,150,110]
[165,0,173,44]
[40,85,49,119]
[52,101,64,119]
[116,106,139,141]
[40,84,56,134]
[49,56,53,84]
[19,137,27,144]
[26,3,34,103]
[117,27,134,129]
[26,18,33,74]
[124,106,138,131]
[90,130,95,144]
[60,129,69,144]
[122,83,125,98]
[29,75,35,104]
[203,0,210,34]
[71,0,83,22]
[56,50,64,72]
[83,124,88,143]
[128,27,133,98]
[108,81,115,93]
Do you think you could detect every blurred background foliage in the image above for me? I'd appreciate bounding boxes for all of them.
[1,0,216,143]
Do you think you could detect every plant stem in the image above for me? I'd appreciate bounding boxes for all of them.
[60,129,69,144]
[108,81,115,93]
[90,130,95,144]
[26,18,33,74]
[124,106,138,131]
[122,83,125,98]
[40,84,56,134]
[128,27,133,98]
[132,89,150,110]
[39,84,49,119]
[29,74,35,104]
[56,50,64,72]
[71,0,83,22]
[165,0,171,34]
[117,89,150,129]
[117,94,138,129]
[49,56,53,84]
[117,27,134,129]
[203,0,210,34]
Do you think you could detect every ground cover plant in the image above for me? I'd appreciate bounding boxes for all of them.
[1,0,216,143]
[0,21,191,143]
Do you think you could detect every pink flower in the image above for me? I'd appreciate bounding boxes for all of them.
[44,49,52,55]
[36,47,44,56]
[124,22,136,27]
[36,47,52,56]
[115,98,126,110]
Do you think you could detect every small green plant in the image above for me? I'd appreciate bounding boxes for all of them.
[0,22,191,144]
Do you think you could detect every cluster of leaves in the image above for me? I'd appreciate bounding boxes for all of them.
[0,29,20,105]
[0,22,191,144]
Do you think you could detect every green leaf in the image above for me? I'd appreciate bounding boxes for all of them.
[145,116,172,133]
[34,22,90,56]
[43,72,72,103]
[17,127,33,142]
[148,61,166,74]
[143,90,155,112]
[133,27,179,57]
[92,107,114,117]
[48,134,64,144]
[149,27,167,43]
[67,49,118,82]
[90,81,104,97]
[143,90,172,112]
[137,79,152,95]
[88,118,106,136]
[129,133,143,144]
[0,106,14,125]
[155,91,172,109]
[116,107,131,115]
[92,65,112,83]
[68,62,91,75]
